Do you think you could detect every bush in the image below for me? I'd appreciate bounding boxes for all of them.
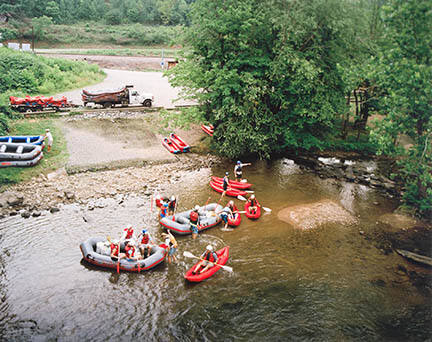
[0,47,105,133]
[0,27,18,40]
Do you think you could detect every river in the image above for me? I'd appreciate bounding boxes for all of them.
[0,158,430,341]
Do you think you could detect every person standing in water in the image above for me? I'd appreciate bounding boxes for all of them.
[234,160,251,181]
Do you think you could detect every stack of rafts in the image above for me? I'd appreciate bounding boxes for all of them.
[10,96,71,112]
[0,135,45,168]
[162,133,190,154]
[201,124,214,136]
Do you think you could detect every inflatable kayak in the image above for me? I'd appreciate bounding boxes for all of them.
[201,124,214,137]
[245,200,261,219]
[169,133,190,152]
[211,176,252,190]
[160,203,223,235]
[0,152,43,168]
[162,137,181,154]
[0,135,45,145]
[228,211,242,227]
[80,237,167,272]
[184,246,230,282]
[0,143,43,161]
[209,181,248,197]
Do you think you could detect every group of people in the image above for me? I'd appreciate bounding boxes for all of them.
[158,195,177,219]
[107,225,157,262]
[105,160,257,273]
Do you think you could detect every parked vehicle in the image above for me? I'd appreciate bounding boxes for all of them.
[9,95,73,112]
[81,85,154,108]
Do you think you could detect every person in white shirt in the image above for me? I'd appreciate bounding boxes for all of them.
[44,128,53,152]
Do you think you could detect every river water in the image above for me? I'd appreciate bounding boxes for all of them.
[0,159,430,341]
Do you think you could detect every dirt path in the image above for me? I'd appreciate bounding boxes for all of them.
[61,111,205,171]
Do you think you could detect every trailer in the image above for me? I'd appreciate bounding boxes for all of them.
[9,95,74,112]
[81,85,154,108]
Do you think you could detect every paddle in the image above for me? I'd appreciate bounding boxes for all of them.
[237,195,247,201]
[244,190,254,193]
[240,179,247,183]
[183,251,233,272]
[204,196,211,211]
[116,241,121,274]
[262,207,272,212]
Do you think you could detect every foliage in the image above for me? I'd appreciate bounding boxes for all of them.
[1,0,195,26]
[167,0,370,158]
[0,27,19,40]
[31,16,53,40]
[0,47,105,135]
[370,0,432,218]
[34,23,183,47]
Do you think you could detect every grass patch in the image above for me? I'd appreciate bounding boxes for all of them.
[0,118,68,190]
[36,23,184,48]
[38,47,182,58]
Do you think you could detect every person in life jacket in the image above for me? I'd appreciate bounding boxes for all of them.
[168,196,176,216]
[107,236,125,261]
[192,245,218,274]
[222,172,230,195]
[190,205,200,239]
[120,225,136,243]
[234,160,251,181]
[162,231,178,263]
[219,206,232,230]
[137,229,154,258]
[125,240,141,261]
[160,199,169,219]
[247,194,260,214]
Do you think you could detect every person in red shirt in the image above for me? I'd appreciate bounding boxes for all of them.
[121,225,136,242]
[124,241,141,261]
[137,229,154,258]
[107,236,125,261]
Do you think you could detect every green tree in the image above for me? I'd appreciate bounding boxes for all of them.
[45,1,61,24]
[31,16,53,40]
[370,0,432,218]
[168,0,366,158]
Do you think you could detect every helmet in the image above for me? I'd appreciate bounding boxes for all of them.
[142,229,147,234]
[225,172,229,176]
[229,200,234,206]
[250,194,255,199]
[170,196,175,201]
[206,245,213,251]
[237,161,241,165]
[194,205,200,211]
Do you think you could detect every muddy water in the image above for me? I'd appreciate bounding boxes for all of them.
[0,159,430,341]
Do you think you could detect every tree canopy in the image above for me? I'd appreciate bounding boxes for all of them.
[0,0,194,25]
[168,0,370,158]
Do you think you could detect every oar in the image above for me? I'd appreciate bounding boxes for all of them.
[237,195,247,201]
[244,190,254,193]
[183,251,233,272]
[116,241,121,274]
[204,196,211,211]
[262,206,272,212]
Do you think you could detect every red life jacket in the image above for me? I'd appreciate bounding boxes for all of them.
[124,228,134,239]
[204,251,217,262]
[125,245,135,258]
[249,199,257,207]
[110,243,119,256]
[141,234,150,244]
[190,210,199,223]
[228,204,238,212]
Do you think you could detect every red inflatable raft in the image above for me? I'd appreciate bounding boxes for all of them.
[162,137,180,154]
[201,124,214,136]
[228,212,242,227]
[209,181,247,197]
[211,176,252,190]
[244,200,261,219]
[169,133,190,152]
[184,246,230,282]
